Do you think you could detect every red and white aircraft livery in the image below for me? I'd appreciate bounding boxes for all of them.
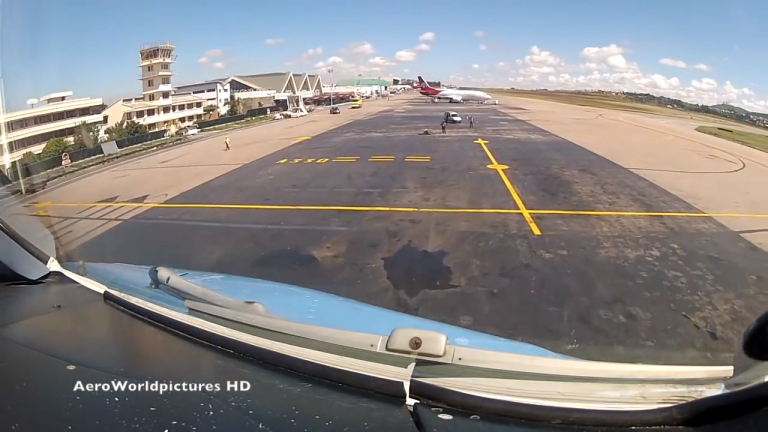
[416,76,492,103]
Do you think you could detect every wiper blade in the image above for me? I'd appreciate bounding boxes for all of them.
[148,266,275,317]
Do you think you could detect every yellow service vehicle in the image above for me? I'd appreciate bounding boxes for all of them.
[350,97,363,108]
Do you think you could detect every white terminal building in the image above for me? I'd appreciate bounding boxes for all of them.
[101,43,207,134]
[174,72,324,114]
[1,91,105,164]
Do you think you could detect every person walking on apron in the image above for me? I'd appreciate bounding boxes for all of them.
[469,116,474,129]
[224,136,230,151]
[441,121,447,134]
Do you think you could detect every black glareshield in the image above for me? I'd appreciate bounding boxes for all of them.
[742,311,768,361]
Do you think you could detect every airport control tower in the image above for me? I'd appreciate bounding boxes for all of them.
[138,43,176,103]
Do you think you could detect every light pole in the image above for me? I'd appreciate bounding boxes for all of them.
[357,73,362,98]
[327,68,334,106]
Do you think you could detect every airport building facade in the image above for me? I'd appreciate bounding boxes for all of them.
[1,91,105,164]
[329,77,396,97]
[2,42,335,167]
[174,72,325,115]
[100,44,209,135]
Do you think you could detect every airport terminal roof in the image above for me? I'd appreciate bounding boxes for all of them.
[335,78,390,87]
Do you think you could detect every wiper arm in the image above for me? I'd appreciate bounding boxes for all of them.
[148,266,275,317]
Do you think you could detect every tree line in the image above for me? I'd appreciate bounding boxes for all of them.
[19,119,150,165]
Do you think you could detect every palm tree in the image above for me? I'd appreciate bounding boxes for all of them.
[73,121,100,149]
[224,95,244,116]
[104,120,148,141]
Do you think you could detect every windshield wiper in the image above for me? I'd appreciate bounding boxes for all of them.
[148,266,275,317]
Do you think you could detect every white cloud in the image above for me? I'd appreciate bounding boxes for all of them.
[204,49,222,58]
[660,58,687,68]
[198,48,223,64]
[723,80,753,96]
[294,47,324,64]
[527,45,564,67]
[692,77,718,91]
[314,56,345,69]
[419,32,435,42]
[452,43,766,113]
[474,30,485,37]
[369,56,397,66]
[659,58,712,71]
[479,44,487,51]
[395,50,417,62]
[352,42,375,55]
[265,38,285,45]
[312,39,421,79]
[580,44,635,71]
[339,41,376,56]
[212,62,224,69]
[472,64,480,69]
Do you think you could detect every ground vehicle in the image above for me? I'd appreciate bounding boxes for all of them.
[330,106,341,114]
[444,111,462,124]
[179,125,199,136]
[351,97,362,108]
[288,107,308,118]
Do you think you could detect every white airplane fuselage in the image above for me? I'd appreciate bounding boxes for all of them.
[430,89,492,103]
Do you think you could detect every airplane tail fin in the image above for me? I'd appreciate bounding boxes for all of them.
[417,76,431,89]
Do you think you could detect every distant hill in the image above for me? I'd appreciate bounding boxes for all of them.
[617,93,768,127]
[710,103,749,114]
[499,89,768,129]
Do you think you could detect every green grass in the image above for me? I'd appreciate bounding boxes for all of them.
[489,89,741,125]
[490,89,668,113]
[202,115,269,133]
[696,126,768,153]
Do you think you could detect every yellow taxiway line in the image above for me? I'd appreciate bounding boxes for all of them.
[474,138,542,235]
[31,202,768,219]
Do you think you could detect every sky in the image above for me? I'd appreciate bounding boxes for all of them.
[1,0,767,112]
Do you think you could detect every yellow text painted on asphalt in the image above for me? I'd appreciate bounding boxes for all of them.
[276,156,432,164]
[474,138,542,236]
[276,158,331,164]
[33,201,768,219]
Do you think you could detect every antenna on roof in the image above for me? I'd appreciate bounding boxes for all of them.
[26,98,39,108]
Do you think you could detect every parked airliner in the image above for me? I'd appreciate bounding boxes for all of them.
[416,76,493,103]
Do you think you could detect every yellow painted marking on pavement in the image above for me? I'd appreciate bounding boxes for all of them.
[530,209,768,218]
[33,202,768,219]
[274,158,331,164]
[332,156,359,162]
[291,137,312,144]
[475,138,542,236]
[486,164,509,170]
[405,156,431,162]
[37,202,523,214]
[275,156,432,164]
